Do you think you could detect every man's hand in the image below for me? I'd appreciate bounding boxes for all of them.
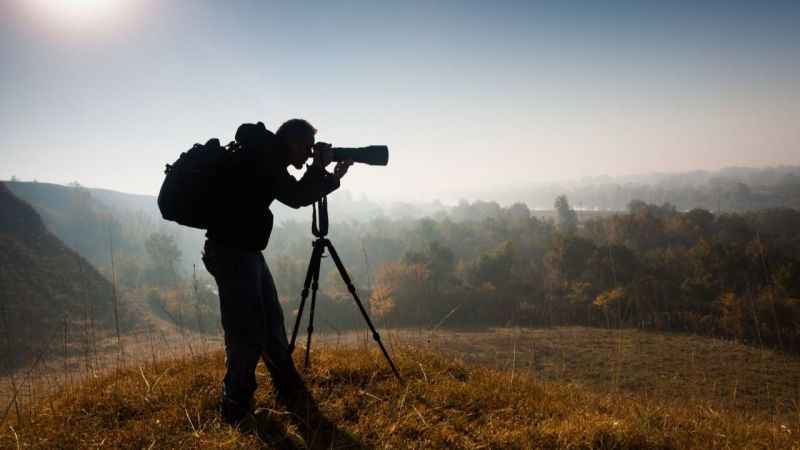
[312,142,333,168]
[333,159,353,180]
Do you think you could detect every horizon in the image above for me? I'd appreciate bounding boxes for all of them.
[5,160,799,213]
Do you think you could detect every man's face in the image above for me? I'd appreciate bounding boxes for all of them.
[286,134,314,169]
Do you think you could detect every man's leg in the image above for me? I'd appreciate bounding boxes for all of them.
[258,256,304,395]
[220,335,260,423]
[203,241,265,423]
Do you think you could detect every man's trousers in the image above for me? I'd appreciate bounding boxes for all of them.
[202,239,301,409]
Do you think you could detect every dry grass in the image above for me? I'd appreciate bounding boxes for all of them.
[2,342,799,449]
[393,327,800,418]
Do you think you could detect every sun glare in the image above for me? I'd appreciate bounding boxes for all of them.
[24,0,139,34]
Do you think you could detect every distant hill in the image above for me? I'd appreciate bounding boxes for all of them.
[5,181,160,219]
[0,182,129,370]
[485,165,800,211]
[5,164,799,279]
[85,186,161,217]
[5,180,205,274]
[3,181,385,274]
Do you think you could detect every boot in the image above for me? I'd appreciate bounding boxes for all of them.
[219,395,251,426]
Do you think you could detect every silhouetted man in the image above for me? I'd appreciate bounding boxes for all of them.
[201,119,352,424]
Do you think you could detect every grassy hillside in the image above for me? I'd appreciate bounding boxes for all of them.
[0,182,129,370]
[1,345,797,449]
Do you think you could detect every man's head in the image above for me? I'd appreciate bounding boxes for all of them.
[277,119,317,169]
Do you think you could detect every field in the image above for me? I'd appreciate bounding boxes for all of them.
[2,326,799,448]
[396,327,800,417]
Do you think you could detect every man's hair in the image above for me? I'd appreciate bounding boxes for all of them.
[276,119,317,142]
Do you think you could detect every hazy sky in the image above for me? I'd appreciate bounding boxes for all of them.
[1,0,798,202]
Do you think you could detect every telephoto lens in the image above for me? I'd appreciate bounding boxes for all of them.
[331,146,389,166]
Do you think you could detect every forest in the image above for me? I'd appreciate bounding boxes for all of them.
[268,197,800,354]
[7,177,798,356]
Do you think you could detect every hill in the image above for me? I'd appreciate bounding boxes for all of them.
[4,180,157,220]
[1,345,796,449]
[2,180,379,275]
[482,165,800,211]
[4,180,204,274]
[0,182,133,370]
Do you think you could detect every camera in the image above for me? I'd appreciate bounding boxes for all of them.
[329,145,389,166]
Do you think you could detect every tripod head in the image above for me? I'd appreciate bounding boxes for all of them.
[311,196,329,238]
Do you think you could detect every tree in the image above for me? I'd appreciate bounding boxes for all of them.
[402,241,455,292]
[270,254,305,298]
[554,195,577,234]
[370,261,431,324]
[466,240,514,288]
[144,233,181,286]
[594,287,626,328]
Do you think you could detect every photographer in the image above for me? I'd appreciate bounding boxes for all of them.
[202,119,352,425]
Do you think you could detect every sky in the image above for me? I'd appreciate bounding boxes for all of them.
[1,0,798,202]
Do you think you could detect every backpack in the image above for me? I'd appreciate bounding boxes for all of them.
[157,138,238,229]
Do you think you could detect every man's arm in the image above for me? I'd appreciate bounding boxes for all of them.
[273,164,340,209]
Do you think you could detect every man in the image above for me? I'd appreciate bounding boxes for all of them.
[202,119,353,424]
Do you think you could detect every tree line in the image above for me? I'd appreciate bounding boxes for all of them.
[267,197,800,353]
[7,180,799,354]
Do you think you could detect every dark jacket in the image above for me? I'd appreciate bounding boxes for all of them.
[206,131,339,251]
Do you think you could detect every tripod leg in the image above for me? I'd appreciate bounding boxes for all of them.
[304,242,324,370]
[289,242,322,354]
[324,241,402,380]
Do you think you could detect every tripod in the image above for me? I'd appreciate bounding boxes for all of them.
[288,196,401,380]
